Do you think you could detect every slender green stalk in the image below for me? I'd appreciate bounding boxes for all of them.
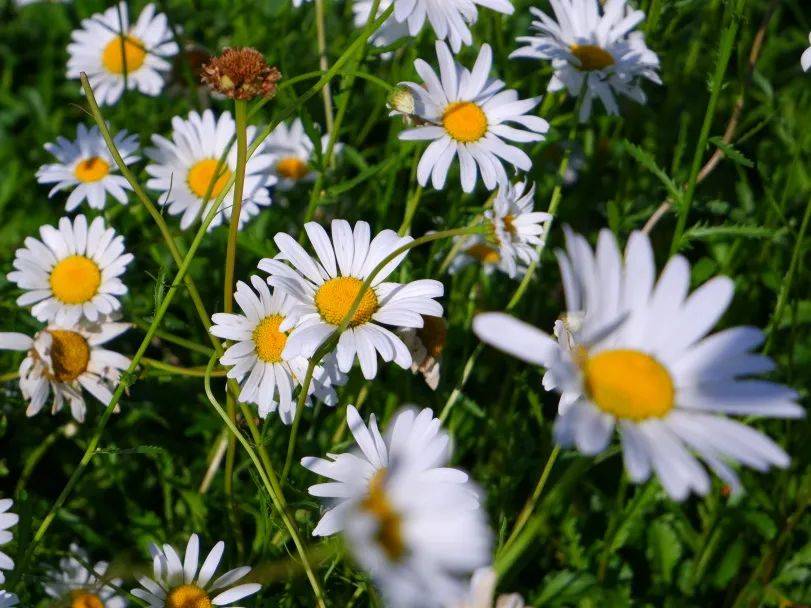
[315,0,334,134]
[399,182,423,236]
[670,7,739,254]
[0,370,20,383]
[499,445,561,556]
[280,225,485,481]
[224,99,248,311]
[764,196,811,354]
[203,357,327,608]
[141,357,226,377]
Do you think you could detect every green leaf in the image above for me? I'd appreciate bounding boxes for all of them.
[623,140,682,204]
[712,537,746,588]
[709,136,754,168]
[647,519,683,584]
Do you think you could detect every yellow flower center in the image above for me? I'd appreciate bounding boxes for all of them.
[465,243,501,264]
[101,35,147,74]
[187,159,232,198]
[570,44,615,71]
[314,277,379,327]
[361,469,406,562]
[50,255,102,305]
[165,585,212,608]
[442,101,488,143]
[74,157,110,183]
[252,314,288,363]
[47,330,91,383]
[584,349,674,420]
[502,214,517,236]
[276,156,310,181]
[70,590,105,608]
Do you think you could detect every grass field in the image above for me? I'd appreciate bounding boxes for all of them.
[0,0,810,606]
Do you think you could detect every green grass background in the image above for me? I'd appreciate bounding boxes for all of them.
[0,0,810,605]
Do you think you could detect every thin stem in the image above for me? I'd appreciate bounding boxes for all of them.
[315,0,334,134]
[0,370,20,383]
[203,357,327,608]
[224,99,248,311]
[281,226,485,481]
[499,445,561,556]
[669,5,739,254]
[764,196,811,354]
[398,184,423,236]
[141,357,226,377]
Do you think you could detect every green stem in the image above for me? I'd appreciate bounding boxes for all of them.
[141,357,226,377]
[281,225,485,481]
[764,196,811,354]
[670,6,739,254]
[0,370,19,383]
[315,0,334,134]
[203,357,327,608]
[224,99,248,311]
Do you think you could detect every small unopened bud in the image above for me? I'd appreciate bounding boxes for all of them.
[387,86,415,115]
[201,47,281,101]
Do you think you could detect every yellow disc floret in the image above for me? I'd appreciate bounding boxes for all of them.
[70,590,105,608]
[276,156,310,181]
[314,277,379,327]
[442,101,488,143]
[47,330,91,383]
[50,255,102,305]
[570,44,615,71]
[361,469,406,562]
[101,35,147,74]
[187,159,232,198]
[166,584,212,608]
[253,314,288,363]
[74,157,110,183]
[465,243,501,264]
[584,349,674,420]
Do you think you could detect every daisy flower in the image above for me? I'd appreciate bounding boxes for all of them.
[7,215,133,325]
[397,42,548,193]
[44,544,126,608]
[453,567,530,608]
[390,0,513,53]
[67,2,179,106]
[131,533,261,608]
[802,33,811,72]
[0,321,130,423]
[259,219,444,380]
[36,123,139,212]
[510,0,661,121]
[263,118,340,191]
[0,592,17,608]
[302,405,490,607]
[145,109,276,231]
[352,0,409,57]
[0,499,18,584]
[210,276,346,424]
[474,228,804,500]
[452,181,550,278]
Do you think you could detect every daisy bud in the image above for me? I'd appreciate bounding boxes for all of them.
[201,47,281,100]
[387,86,415,115]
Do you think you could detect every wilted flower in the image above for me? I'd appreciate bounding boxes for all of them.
[201,47,281,100]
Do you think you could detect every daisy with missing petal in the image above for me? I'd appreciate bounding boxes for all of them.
[452,181,550,278]
[210,276,346,424]
[303,406,490,607]
[0,499,18,584]
[397,42,548,193]
[0,321,130,423]
[146,109,275,231]
[8,215,133,325]
[67,2,179,106]
[391,0,513,52]
[131,533,261,608]
[44,544,126,608]
[264,118,341,191]
[802,33,811,72]
[510,0,661,121]
[0,592,17,608]
[353,0,409,57]
[474,228,803,500]
[260,220,444,380]
[36,123,139,212]
[452,567,530,608]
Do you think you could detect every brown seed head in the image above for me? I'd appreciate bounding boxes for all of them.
[201,47,281,100]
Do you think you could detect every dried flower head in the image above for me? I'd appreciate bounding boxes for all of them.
[201,47,281,100]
